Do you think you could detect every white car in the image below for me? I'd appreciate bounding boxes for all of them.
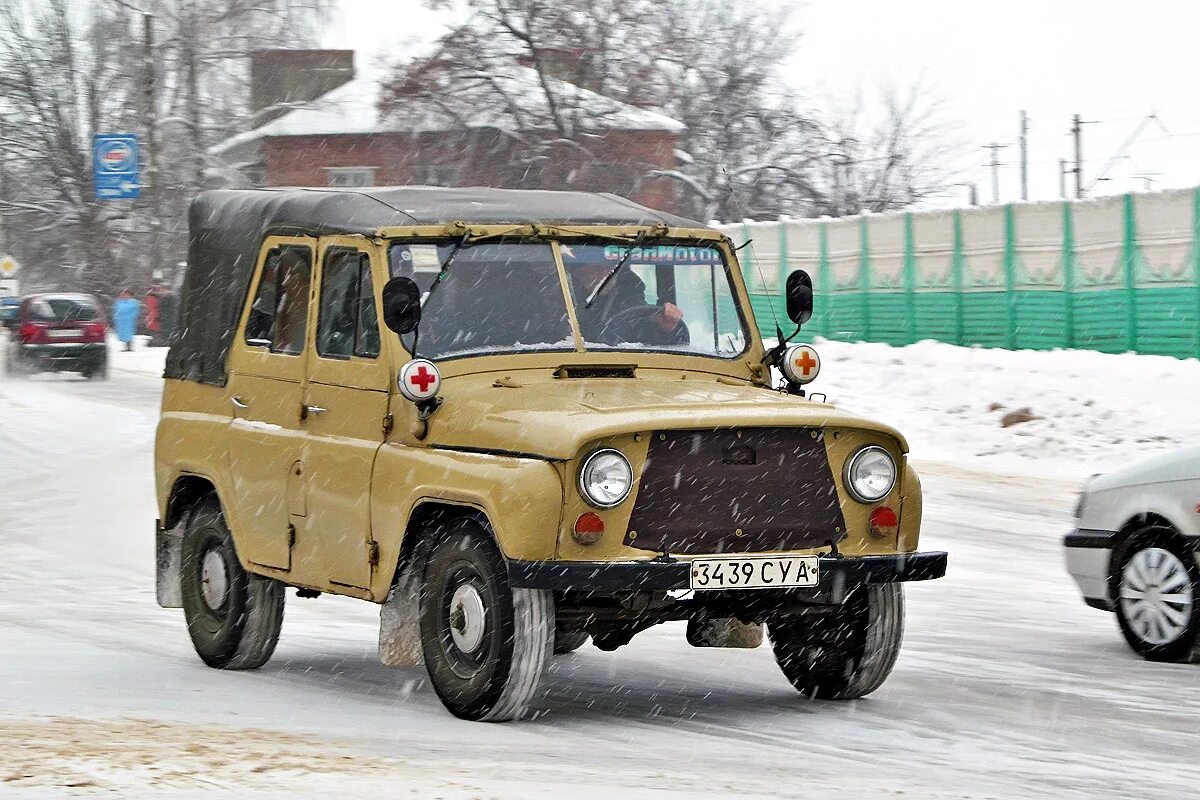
[1065,444,1200,663]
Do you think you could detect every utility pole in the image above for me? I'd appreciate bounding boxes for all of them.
[1072,113,1084,199]
[1058,159,1068,199]
[143,12,161,288]
[984,143,1007,204]
[1018,111,1029,201]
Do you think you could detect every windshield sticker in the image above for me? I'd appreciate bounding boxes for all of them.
[566,245,724,264]
[405,244,442,272]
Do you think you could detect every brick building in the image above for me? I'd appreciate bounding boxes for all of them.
[211,51,684,212]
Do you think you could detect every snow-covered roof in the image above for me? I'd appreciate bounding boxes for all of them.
[210,63,683,161]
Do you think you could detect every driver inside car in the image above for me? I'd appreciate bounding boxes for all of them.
[569,261,689,347]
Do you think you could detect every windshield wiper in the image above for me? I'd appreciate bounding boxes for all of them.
[421,232,472,307]
[583,232,649,309]
[404,232,471,359]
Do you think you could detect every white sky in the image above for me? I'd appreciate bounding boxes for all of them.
[327,0,1200,205]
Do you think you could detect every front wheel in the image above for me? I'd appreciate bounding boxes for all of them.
[419,520,553,721]
[180,500,285,669]
[554,630,590,655]
[1115,531,1200,663]
[769,583,904,700]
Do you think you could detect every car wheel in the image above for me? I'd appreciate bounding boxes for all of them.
[6,347,28,378]
[180,499,285,670]
[769,584,905,700]
[419,519,553,721]
[1114,530,1200,663]
[554,629,590,655]
[84,357,109,380]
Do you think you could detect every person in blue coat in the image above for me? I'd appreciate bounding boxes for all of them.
[112,290,141,352]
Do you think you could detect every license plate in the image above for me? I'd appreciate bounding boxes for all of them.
[47,329,78,338]
[689,556,819,591]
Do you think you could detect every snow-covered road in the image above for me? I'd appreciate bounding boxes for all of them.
[1,341,1198,798]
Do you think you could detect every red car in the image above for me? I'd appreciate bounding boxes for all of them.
[4,293,109,379]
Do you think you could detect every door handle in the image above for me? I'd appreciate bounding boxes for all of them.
[301,404,328,421]
[231,395,248,409]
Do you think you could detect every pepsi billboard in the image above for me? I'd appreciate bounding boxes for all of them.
[93,134,140,200]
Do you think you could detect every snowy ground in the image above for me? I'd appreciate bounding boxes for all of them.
[1,337,1199,798]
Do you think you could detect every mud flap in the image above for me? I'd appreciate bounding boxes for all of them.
[686,615,764,649]
[156,520,183,608]
[378,559,424,668]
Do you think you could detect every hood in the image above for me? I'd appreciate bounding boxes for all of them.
[1089,442,1200,492]
[418,370,908,460]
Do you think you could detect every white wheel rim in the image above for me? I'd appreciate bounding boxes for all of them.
[200,550,229,612]
[1120,547,1194,646]
[449,584,487,654]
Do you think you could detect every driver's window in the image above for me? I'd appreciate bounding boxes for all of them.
[317,249,379,360]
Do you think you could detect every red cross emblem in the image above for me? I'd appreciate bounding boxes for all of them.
[399,359,441,402]
[782,344,820,385]
[409,365,436,392]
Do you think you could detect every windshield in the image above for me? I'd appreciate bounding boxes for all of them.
[562,243,747,358]
[30,296,100,322]
[389,241,575,360]
[387,239,749,361]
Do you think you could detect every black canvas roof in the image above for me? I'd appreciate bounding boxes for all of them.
[165,187,708,385]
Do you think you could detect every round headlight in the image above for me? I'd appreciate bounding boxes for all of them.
[579,449,633,508]
[844,446,897,503]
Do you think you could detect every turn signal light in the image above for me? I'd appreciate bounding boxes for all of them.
[868,506,899,539]
[572,512,605,545]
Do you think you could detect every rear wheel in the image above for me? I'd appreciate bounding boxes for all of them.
[180,499,285,669]
[419,519,553,721]
[82,357,108,380]
[1114,530,1200,663]
[6,347,30,377]
[769,584,904,700]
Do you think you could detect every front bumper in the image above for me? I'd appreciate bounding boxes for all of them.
[1063,528,1117,611]
[508,551,948,592]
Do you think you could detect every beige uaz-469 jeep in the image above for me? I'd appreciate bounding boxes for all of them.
[155,187,946,721]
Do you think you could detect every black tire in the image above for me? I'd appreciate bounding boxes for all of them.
[554,629,590,655]
[1113,529,1200,663]
[180,499,285,670]
[419,519,553,721]
[83,357,109,380]
[6,347,29,378]
[769,584,904,700]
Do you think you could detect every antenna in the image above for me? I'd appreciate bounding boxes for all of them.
[719,163,781,334]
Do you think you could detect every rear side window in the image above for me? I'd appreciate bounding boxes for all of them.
[244,246,312,355]
[30,297,100,322]
[316,249,380,359]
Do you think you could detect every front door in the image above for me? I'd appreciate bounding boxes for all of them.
[225,237,315,570]
[292,239,390,591]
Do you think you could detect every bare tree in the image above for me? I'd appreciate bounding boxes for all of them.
[0,0,141,292]
[410,0,967,221]
[812,81,967,216]
[0,0,331,296]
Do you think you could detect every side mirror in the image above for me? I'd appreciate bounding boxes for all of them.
[381,276,421,335]
[785,269,814,326]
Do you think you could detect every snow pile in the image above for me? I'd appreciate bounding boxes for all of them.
[807,338,1200,480]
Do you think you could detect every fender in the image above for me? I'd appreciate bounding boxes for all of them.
[369,443,566,600]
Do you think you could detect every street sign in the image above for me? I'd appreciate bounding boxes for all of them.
[93,133,141,200]
[0,279,18,298]
[0,254,19,277]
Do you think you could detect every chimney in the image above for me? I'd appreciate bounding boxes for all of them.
[250,50,355,125]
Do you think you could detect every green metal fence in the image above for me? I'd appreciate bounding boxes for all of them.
[719,187,1200,359]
